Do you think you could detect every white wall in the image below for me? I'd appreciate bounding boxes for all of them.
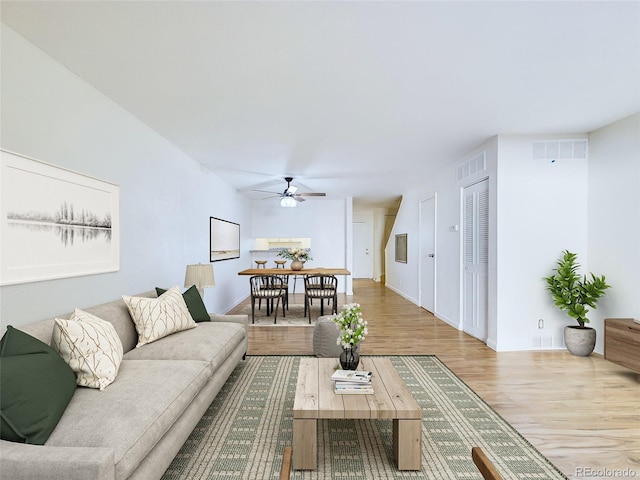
[372,208,390,282]
[385,191,420,304]
[250,197,353,294]
[0,25,252,330]
[587,113,640,352]
[385,122,638,353]
[496,134,588,351]
[385,138,498,334]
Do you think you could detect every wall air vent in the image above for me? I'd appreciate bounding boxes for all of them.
[457,152,486,182]
[532,139,588,162]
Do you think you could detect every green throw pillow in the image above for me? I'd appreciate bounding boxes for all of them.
[155,285,210,322]
[0,326,77,445]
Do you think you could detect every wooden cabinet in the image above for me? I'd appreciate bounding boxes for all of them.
[604,318,640,380]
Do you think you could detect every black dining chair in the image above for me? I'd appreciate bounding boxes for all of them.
[249,275,286,324]
[303,275,338,323]
[262,274,289,310]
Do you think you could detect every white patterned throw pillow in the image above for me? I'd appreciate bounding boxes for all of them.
[52,309,124,390]
[122,286,197,348]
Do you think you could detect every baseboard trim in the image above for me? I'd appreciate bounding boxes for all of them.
[384,284,419,305]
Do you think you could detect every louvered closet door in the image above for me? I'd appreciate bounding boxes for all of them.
[462,179,488,342]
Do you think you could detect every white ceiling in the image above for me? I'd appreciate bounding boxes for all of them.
[2,1,639,208]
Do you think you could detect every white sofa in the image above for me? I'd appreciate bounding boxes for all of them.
[0,291,248,480]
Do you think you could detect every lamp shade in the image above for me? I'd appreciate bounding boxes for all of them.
[280,196,297,208]
[184,263,215,288]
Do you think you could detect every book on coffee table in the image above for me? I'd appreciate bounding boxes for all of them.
[332,369,374,394]
[330,370,373,383]
[334,383,374,394]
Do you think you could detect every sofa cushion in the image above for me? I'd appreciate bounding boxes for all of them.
[122,286,197,348]
[52,309,124,390]
[155,285,209,322]
[0,326,77,445]
[44,359,210,480]
[17,292,157,355]
[123,322,245,373]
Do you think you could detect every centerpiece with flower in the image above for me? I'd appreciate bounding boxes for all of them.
[331,303,368,370]
[277,248,312,271]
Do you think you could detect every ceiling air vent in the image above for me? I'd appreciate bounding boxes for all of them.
[457,152,486,182]
[532,139,588,162]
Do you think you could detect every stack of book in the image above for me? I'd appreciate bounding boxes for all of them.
[331,369,374,394]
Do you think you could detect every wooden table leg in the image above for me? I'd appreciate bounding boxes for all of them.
[393,418,422,470]
[293,418,317,470]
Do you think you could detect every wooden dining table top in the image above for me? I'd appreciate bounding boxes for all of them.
[238,267,351,276]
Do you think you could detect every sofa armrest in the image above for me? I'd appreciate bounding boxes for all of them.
[0,440,115,480]
[209,314,248,327]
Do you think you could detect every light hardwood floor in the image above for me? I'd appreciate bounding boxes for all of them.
[230,279,640,479]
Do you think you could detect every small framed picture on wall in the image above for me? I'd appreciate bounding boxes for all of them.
[395,233,407,263]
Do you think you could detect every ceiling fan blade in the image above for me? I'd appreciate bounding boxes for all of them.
[262,195,280,200]
[252,189,281,195]
[294,196,306,202]
[297,192,326,197]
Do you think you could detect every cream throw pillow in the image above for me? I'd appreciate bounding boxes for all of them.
[52,309,124,390]
[122,286,197,348]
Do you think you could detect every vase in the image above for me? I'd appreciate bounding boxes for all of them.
[564,325,596,356]
[290,259,304,271]
[339,346,360,370]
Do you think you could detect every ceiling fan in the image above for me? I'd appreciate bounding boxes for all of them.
[253,177,326,207]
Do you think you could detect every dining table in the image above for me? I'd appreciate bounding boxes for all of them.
[237,267,351,276]
[238,267,351,316]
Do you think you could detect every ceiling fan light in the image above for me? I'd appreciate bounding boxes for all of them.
[280,196,297,208]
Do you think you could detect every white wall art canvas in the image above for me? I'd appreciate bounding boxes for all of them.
[0,149,120,285]
[210,217,240,262]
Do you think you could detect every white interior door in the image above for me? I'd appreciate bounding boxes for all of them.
[462,179,488,341]
[352,221,373,278]
[420,197,436,313]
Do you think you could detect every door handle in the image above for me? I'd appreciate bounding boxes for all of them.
[428,253,435,258]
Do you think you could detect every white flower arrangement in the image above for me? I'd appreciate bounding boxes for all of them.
[277,248,313,262]
[331,303,368,348]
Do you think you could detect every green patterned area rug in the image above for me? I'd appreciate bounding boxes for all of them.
[162,356,567,480]
[239,303,323,325]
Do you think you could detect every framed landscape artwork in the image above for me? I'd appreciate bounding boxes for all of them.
[0,149,120,285]
[210,217,240,262]
[395,233,408,263]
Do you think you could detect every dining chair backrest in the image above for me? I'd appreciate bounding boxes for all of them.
[250,275,284,296]
[304,275,337,293]
[303,275,338,321]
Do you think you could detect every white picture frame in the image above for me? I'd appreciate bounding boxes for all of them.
[0,149,120,285]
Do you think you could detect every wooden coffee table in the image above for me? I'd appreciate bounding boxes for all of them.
[292,357,422,470]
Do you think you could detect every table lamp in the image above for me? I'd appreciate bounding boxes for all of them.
[184,263,215,299]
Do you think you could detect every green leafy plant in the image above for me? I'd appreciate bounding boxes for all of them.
[543,250,610,328]
[277,248,313,262]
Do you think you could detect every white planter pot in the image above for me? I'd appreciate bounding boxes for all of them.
[564,326,596,356]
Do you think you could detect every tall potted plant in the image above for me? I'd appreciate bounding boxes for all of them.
[543,250,610,356]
